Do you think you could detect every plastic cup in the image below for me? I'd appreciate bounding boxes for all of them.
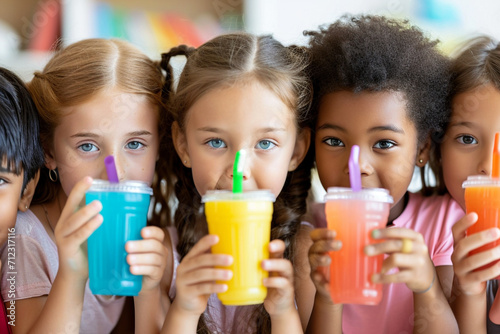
[202,190,275,305]
[463,175,500,273]
[324,187,393,305]
[86,179,152,296]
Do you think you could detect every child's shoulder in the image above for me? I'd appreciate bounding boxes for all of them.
[404,192,464,228]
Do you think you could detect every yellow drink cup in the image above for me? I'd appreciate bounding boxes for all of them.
[202,190,275,305]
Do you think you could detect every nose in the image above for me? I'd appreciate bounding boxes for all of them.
[226,155,252,181]
[478,146,493,176]
[100,154,126,181]
[344,147,374,177]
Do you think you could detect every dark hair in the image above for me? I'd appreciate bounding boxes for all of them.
[158,32,313,333]
[431,35,500,194]
[0,67,44,192]
[306,15,451,195]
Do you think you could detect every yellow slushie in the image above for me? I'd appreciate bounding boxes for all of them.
[203,190,275,305]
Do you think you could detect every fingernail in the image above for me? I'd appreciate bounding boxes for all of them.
[372,229,381,239]
[490,228,500,239]
[371,274,380,283]
[262,260,269,269]
[92,200,102,210]
[365,245,374,255]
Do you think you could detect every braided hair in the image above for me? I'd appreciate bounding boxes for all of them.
[157,33,313,333]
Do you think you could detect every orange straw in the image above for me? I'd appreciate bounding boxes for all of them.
[493,132,500,178]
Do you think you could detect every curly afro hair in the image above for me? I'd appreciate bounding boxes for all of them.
[306,15,451,144]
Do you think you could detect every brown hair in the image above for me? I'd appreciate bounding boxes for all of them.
[158,32,313,333]
[431,35,500,194]
[28,38,169,224]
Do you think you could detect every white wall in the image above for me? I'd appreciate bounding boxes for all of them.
[244,0,500,48]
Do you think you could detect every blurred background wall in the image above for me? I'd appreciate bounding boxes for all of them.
[1,0,498,194]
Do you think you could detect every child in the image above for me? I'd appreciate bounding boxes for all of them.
[439,35,500,333]
[0,67,45,334]
[305,15,461,333]
[157,32,315,333]
[0,39,169,333]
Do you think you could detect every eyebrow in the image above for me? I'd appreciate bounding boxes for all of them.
[448,121,476,129]
[197,127,287,133]
[317,123,405,134]
[70,130,153,139]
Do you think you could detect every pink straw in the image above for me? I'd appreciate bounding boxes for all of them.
[104,155,119,183]
[349,145,362,192]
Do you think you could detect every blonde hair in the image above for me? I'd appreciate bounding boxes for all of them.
[29,38,166,215]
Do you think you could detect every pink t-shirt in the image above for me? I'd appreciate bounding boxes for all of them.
[0,210,125,334]
[341,192,463,334]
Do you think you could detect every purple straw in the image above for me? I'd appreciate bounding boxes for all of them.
[348,145,362,192]
[104,155,119,183]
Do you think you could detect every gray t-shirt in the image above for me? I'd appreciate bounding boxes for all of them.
[0,210,125,334]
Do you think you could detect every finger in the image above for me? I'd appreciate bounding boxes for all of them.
[130,265,163,278]
[310,228,336,242]
[263,276,290,289]
[308,239,342,256]
[453,228,500,261]
[262,259,293,278]
[127,253,164,266]
[184,234,220,260]
[452,213,478,243]
[190,282,228,295]
[269,239,285,259]
[59,177,93,221]
[61,214,103,247]
[126,238,166,255]
[372,227,424,244]
[140,226,165,242]
[454,245,500,276]
[372,269,414,285]
[180,253,233,274]
[365,238,428,256]
[58,200,103,237]
[181,268,232,286]
[464,261,500,283]
[309,253,332,270]
[379,253,428,274]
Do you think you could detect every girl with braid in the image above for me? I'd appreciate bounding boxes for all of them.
[156,32,315,334]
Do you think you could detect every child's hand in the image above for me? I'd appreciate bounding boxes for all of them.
[308,228,342,301]
[54,177,103,282]
[451,212,500,296]
[126,226,168,292]
[365,227,434,293]
[262,239,296,316]
[173,234,232,317]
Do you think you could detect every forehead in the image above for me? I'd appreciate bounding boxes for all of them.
[317,90,411,129]
[185,80,296,129]
[451,84,500,124]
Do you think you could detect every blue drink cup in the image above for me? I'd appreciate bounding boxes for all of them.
[86,180,152,296]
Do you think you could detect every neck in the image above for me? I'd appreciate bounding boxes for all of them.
[387,191,409,226]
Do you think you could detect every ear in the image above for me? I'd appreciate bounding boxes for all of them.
[18,170,40,212]
[44,149,57,170]
[172,121,191,168]
[289,127,311,171]
[416,137,431,167]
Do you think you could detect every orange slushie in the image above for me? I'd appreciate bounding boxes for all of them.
[324,187,392,305]
[464,176,500,272]
[203,190,275,306]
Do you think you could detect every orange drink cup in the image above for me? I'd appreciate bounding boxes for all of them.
[463,176,500,272]
[202,190,275,305]
[324,187,393,305]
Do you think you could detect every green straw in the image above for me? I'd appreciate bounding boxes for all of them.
[232,149,246,193]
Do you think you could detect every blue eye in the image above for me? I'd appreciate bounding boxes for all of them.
[256,140,275,150]
[207,139,226,149]
[127,141,144,150]
[374,140,395,149]
[457,135,478,145]
[79,143,98,152]
[323,138,344,147]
